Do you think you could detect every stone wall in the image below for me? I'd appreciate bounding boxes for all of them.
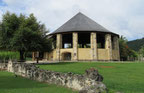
[0,63,7,70]
[78,48,92,61]
[0,62,107,93]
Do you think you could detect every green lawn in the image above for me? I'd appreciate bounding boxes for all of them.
[0,71,77,93]
[38,62,144,93]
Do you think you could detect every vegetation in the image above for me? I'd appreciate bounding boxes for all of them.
[38,62,144,93]
[0,51,19,60]
[0,12,52,61]
[0,51,32,61]
[127,37,144,51]
[139,45,144,57]
[119,36,138,61]
[0,71,77,93]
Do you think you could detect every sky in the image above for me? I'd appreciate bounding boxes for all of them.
[0,0,144,41]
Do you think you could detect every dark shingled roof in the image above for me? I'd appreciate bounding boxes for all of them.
[50,12,118,35]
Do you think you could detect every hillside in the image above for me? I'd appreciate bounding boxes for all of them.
[127,37,144,51]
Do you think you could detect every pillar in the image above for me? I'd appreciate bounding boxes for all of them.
[113,36,120,61]
[73,32,78,61]
[36,52,39,58]
[56,34,62,61]
[32,52,35,61]
[44,52,48,61]
[105,34,112,60]
[91,32,97,60]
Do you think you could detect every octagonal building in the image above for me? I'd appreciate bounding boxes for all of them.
[32,12,120,61]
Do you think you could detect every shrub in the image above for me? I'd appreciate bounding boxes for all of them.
[0,51,19,62]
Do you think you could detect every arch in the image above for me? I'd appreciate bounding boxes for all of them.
[62,52,72,60]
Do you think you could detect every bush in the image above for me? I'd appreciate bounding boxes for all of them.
[0,51,19,61]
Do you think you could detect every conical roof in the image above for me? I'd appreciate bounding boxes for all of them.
[51,12,117,35]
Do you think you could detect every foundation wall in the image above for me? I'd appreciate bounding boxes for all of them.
[78,48,92,61]
[33,48,119,61]
[97,49,109,60]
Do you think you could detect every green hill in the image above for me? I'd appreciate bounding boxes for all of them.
[127,37,144,51]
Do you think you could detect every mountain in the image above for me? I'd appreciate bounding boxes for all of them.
[127,37,144,51]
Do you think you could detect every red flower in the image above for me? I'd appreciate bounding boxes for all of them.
[125,45,128,48]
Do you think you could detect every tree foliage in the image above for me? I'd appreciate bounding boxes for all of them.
[119,36,138,61]
[0,12,52,61]
[139,45,144,57]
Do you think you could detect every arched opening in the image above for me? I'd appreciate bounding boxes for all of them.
[62,52,71,60]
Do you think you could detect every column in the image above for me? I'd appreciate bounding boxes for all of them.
[56,34,62,61]
[36,52,39,58]
[91,32,97,60]
[73,32,78,61]
[32,52,35,61]
[45,52,48,61]
[114,36,120,61]
[105,34,112,60]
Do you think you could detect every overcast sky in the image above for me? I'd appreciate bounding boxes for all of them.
[0,0,144,41]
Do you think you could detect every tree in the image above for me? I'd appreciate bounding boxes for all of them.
[0,12,52,61]
[119,36,128,60]
[139,45,144,57]
[119,36,138,61]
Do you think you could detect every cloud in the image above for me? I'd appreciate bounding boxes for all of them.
[0,0,144,40]
[0,10,2,21]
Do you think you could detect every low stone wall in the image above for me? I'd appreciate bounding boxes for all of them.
[0,62,107,93]
[0,63,8,71]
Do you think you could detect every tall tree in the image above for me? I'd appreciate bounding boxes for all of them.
[0,12,52,61]
[119,36,128,60]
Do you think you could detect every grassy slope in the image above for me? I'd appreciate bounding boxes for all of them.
[0,71,77,93]
[38,62,144,93]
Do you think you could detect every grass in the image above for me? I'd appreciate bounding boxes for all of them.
[37,62,144,93]
[0,71,77,93]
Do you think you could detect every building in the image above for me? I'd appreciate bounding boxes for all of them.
[32,12,120,61]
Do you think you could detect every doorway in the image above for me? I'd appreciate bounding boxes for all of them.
[62,52,71,60]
